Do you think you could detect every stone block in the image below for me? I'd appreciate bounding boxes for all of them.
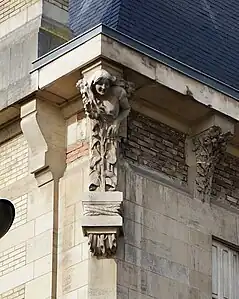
[26,230,53,263]
[81,191,123,204]
[117,285,129,299]
[140,233,191,268]
[117,261,141,291]
[0,263,34,294]
[0,221,34,252]
[62,260,88,294]
[88,258,117,299]
[141,249,189,284]
[61,243,89,270]
[81,216,123,231]
[102,36,156,81]
[128,289,154,299]
[188,246,211,275]
[62,290,78,299]
[77,285,88,298]
[35,211,53,236]
[143,209,190,243]
[189,270,211,295]
[27,183,54,221]
[25,272,52,299]
[33,254,52,278]
[67,120,77,146]
[61,222,75,251]
[124,219,142,248]
[124,200,143,225]
[189,229,211,251]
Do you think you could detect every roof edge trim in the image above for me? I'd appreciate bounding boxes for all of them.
[32,23,239,101]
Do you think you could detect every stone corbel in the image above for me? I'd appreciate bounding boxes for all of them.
[81,192,123,258]
[20,99,66,185]
[77,61,134,258]
[187,114,234,202]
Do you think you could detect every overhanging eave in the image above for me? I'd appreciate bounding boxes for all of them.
[31,24,239,122]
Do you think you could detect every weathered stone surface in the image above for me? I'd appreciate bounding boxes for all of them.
[192,126,232,202]
[118,165,239,299]
[77,69,134,192]
[81,191,123,257]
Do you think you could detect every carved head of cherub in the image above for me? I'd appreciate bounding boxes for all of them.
[91,70,116,97]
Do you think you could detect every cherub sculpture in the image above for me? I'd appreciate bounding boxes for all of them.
[76,69,134,191]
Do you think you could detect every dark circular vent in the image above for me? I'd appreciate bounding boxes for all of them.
[0,199,15,240]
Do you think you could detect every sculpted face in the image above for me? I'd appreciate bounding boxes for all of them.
[95,78,110,96]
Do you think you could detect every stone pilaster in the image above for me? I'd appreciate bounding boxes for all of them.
[186,114,234,203]
[20,98,65,299]
[77,61,134,256]
[20,98,66,185]
[76,60,134,299]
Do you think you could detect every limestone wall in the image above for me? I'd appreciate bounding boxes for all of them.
[0,126,57,299]
[0,0,70,111]
[57,159,89,298]
[55,109,90,298]
[117,164,239,299]
[0,133,29,297]
[0,96,238,299]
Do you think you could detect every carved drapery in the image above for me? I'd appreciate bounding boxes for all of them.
[192,126,232,202]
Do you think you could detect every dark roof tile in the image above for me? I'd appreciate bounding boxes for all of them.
[69,0,239,89]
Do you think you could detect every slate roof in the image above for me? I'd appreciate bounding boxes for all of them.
[69,0,239,90]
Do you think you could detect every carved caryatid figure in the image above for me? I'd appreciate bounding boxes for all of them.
[77,69,133,257]
[77,69,134,192]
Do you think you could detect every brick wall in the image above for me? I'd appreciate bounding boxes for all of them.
[66,112,89,164]
[0,135,28,190]
[212,153,239,207]
[0,243,26,277]
[10,194,28,230]
[123,110,188,184]
[46,0,68,11]
[66,141,89,163]
[0,0,38,24]
[0,285,25,299]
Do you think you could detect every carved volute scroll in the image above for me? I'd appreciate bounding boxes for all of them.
[76,69,134,258]
[192,126,232,202]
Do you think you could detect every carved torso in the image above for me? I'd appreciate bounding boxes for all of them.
[98,86,126,120]
[76,70,133,192]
